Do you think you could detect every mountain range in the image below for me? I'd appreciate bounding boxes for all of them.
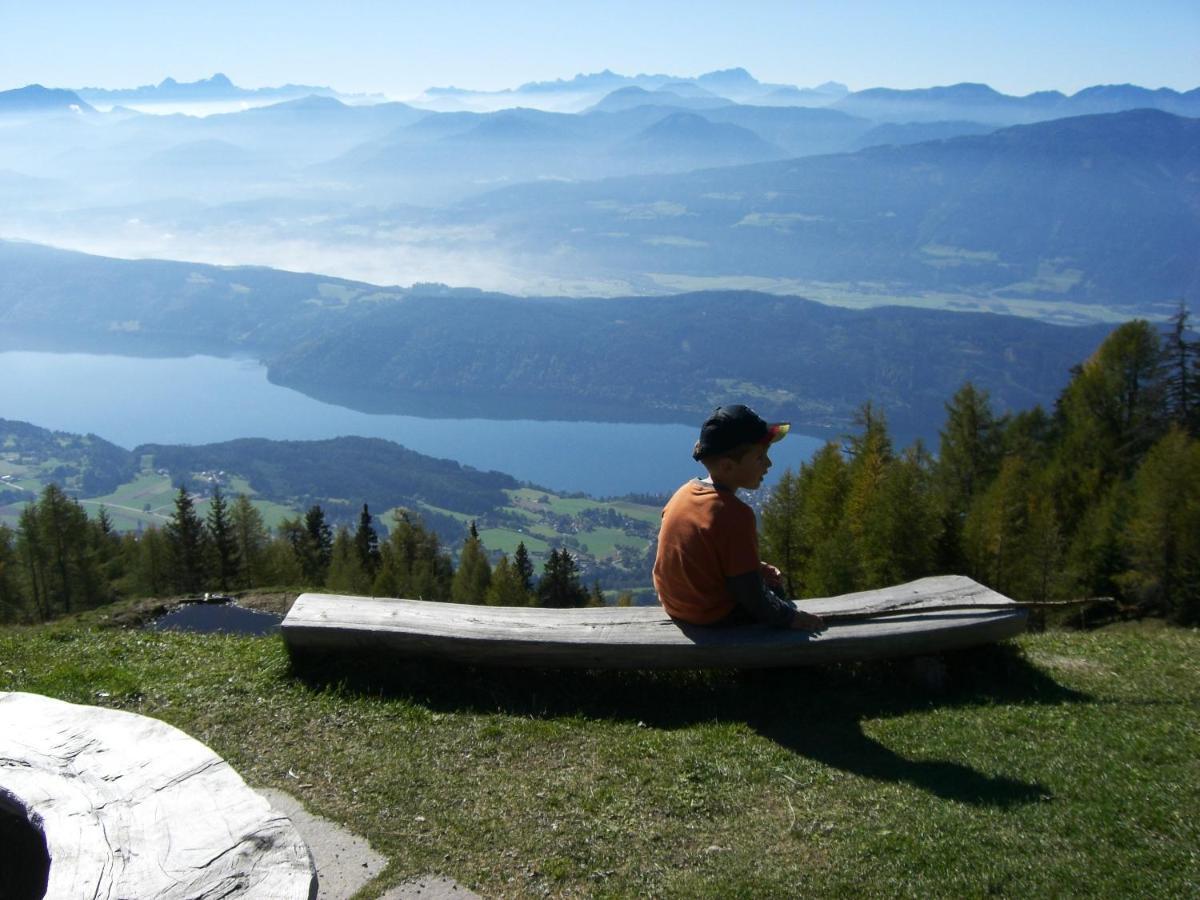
[0,70,1196,321]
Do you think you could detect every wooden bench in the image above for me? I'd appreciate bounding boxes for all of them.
[0,691,316,899]
[282,575,1027,669]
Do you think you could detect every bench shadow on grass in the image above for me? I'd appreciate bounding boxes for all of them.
[290,641,1080,808]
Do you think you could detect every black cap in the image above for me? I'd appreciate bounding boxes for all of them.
[693,405,790,461]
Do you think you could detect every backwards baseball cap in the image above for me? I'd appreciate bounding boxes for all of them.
[692,404,790,461]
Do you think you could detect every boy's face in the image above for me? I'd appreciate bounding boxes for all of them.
[712,443,772,491]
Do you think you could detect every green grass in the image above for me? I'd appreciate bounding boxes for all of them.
[575,526,646,558]
[1,619,1196,898]
[478,527,551,555]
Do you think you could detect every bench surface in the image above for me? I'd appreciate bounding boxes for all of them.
[282,575,1027,668]
[0,691,316,899]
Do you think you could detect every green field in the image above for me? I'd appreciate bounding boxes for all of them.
[1,434,659,581]
[1,617,1195,898]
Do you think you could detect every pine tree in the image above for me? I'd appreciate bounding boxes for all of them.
[298,505,334,586]
[354,503,381,580]
[205,485,240,591]
[451,521,492,604]
[513,541,535,593]
[535,548,588,608]
[165,484,209,594]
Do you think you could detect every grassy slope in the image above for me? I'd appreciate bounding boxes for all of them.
[1,621,1195,898]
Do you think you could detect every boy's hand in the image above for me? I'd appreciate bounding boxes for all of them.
[790,610,826,632]
[760,563,784,590]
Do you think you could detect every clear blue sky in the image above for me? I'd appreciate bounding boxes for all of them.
[2,0,1197,97]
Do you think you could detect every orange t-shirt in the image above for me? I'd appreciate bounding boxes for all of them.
[653,480,760,624]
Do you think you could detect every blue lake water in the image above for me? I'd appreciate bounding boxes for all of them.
[149,601,283,636]
[0,351,824,496]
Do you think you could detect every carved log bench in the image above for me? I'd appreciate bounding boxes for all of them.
[0,691,316,899]
[282,575,1027,669]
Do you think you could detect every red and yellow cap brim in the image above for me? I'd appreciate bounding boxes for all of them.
[762,423,790,445]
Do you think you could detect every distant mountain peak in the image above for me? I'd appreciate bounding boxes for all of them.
[697,67,759,87]
[0,84,95,115]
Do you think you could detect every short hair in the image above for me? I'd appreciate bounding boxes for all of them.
[695,440,759,467]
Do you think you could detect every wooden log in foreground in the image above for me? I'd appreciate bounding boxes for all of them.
[282,575,1027,669]
[0,691,316,900]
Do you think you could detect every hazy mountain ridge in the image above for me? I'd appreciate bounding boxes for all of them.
[0,71,1195,318]
[447,109,1200,311]
[72,72,383,106]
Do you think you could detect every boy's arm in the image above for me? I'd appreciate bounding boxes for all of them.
[725,571,825,630]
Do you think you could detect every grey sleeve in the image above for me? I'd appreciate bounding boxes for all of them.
[724,571,797,628]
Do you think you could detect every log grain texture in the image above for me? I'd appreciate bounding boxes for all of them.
[0,691,317,899]
[282,575,1027,668]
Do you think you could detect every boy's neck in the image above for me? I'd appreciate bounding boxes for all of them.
[700,475,738,494]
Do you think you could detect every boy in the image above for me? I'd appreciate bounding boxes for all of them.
[653,404,826,631]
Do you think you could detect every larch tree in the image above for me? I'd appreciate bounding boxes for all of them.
[1115,426,1200,622]
[326,525,371,594]
[230,494,269,588]
[451,521,492,604]
[484,553,532,606]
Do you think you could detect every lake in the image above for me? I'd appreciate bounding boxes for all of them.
[0,351,824,496]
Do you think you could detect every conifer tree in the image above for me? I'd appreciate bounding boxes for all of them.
[230,494,269,588]
[760,469,803,595]
[205,485,240,591]
[299,505,334,586]
[936,383,1003,569]
[513,541,535,593]
[535,548,589,608]
[165,484,209,594]
[1057,320,1165,489]
[451,521,492,604]
[134,525,172,598]
[1115,426,1200,622]
[484,554,532,606]
[354,503,381,580]
[1161,305,1199,436]
[326,525,371,594]
[15,505,49,621]
[795,442,854,597]
[374,510,452,601]
[0,524,22,622]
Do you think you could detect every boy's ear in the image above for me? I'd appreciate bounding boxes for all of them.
[706,456,733,477]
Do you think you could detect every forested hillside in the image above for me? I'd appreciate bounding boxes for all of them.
[0,242,1114,440]
[761,312,1200,624]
